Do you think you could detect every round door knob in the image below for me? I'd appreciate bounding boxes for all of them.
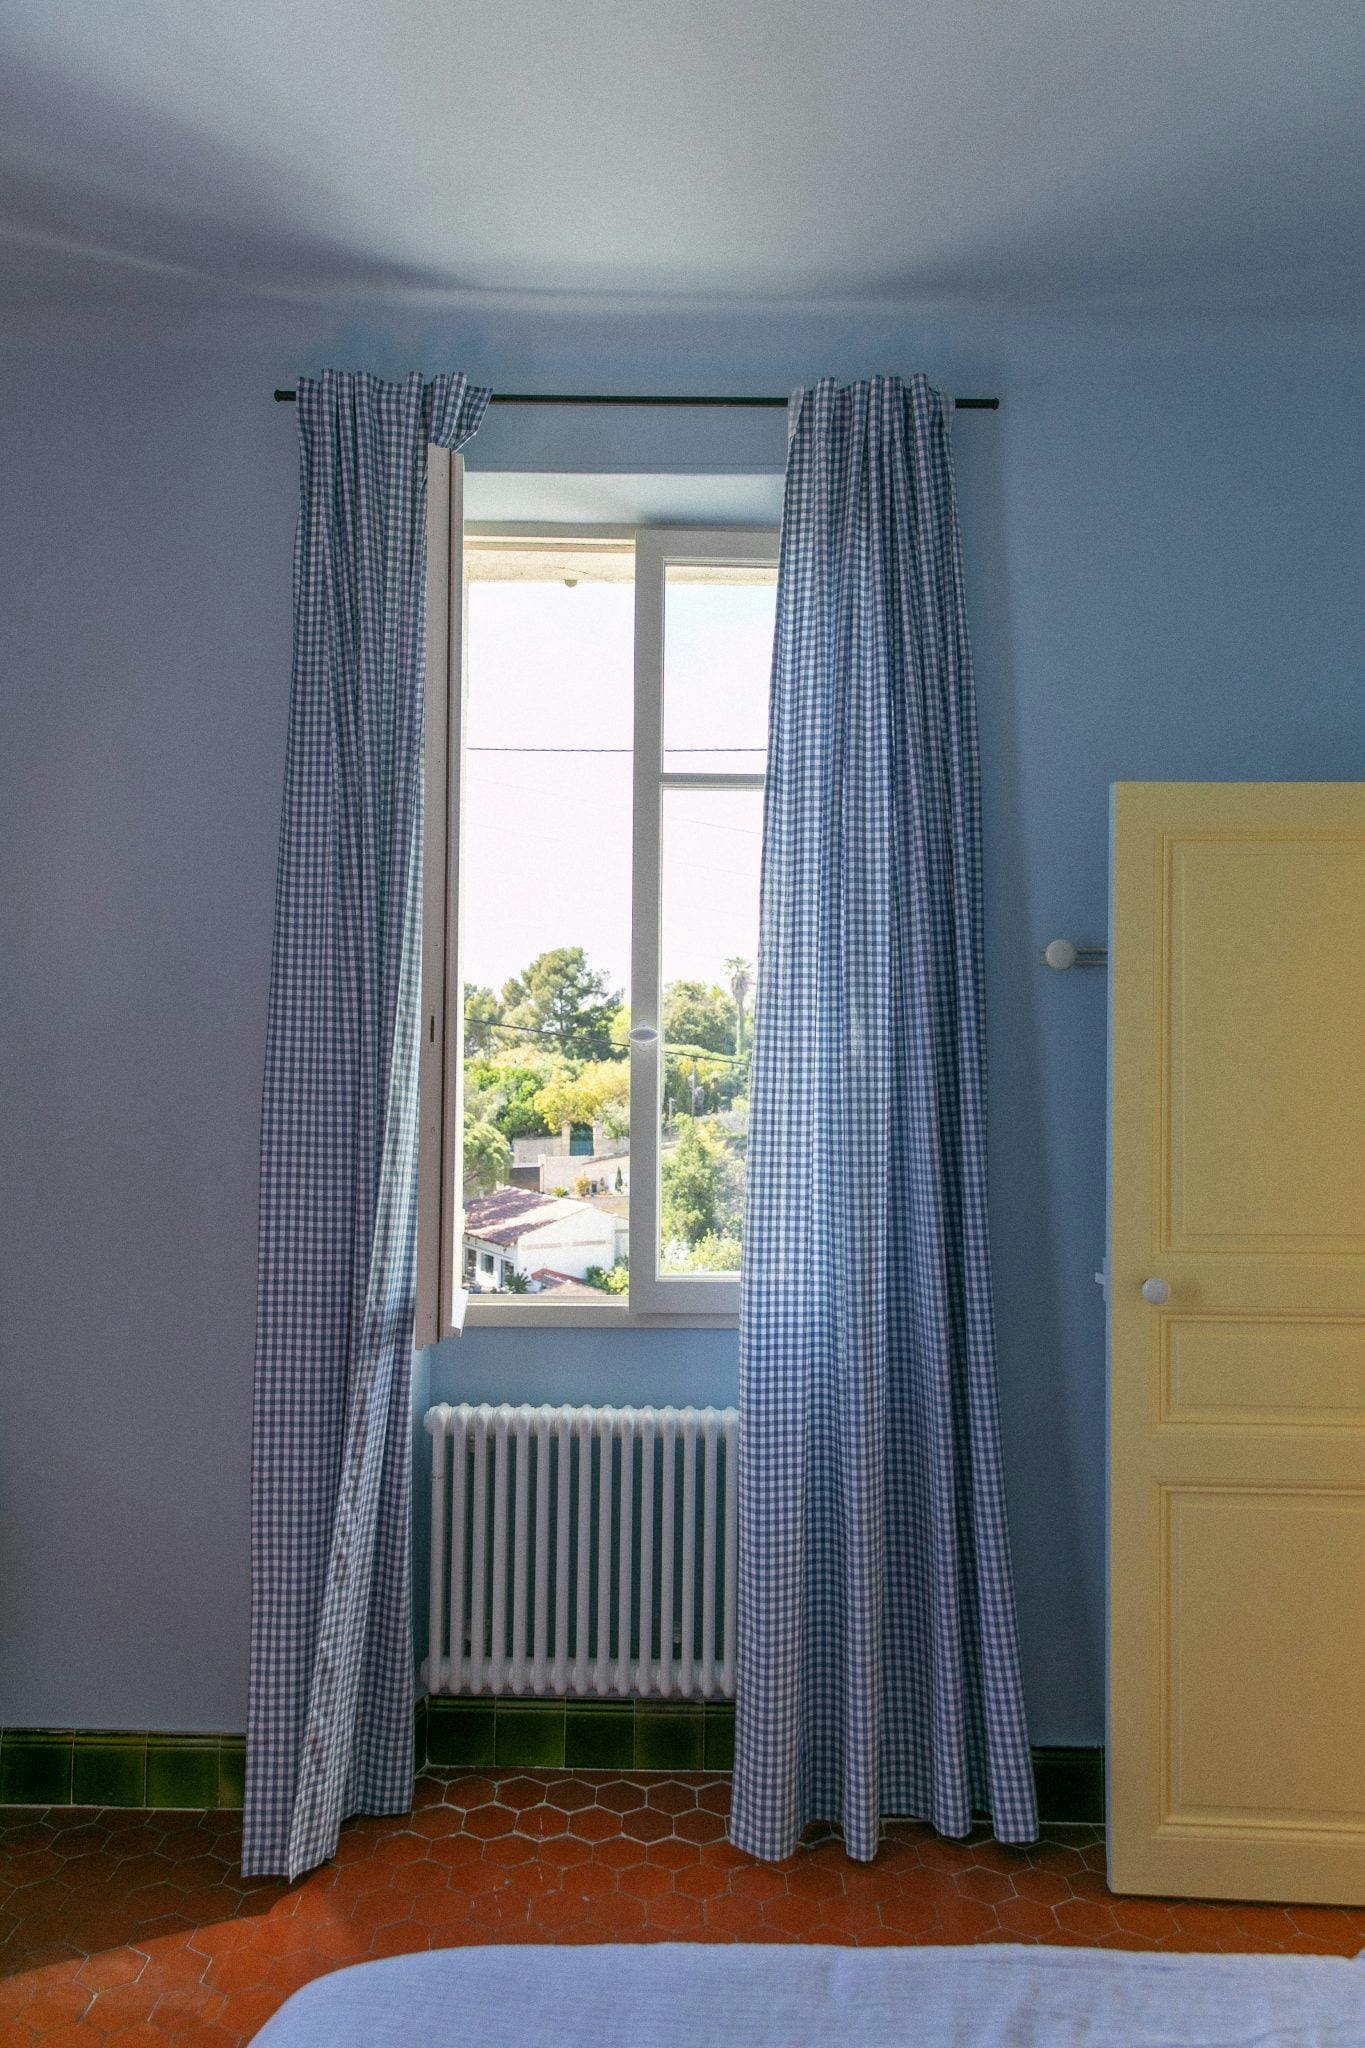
[1141,1276,1171,1305]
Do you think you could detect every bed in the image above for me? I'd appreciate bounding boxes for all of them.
[250,1940,1365,2046]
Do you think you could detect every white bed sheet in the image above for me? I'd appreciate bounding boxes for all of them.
[250,1940,1365,2047]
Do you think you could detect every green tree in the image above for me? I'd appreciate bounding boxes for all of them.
[464,984,504,1057]
[585,1262,630,1295]
[662,979,737,1056]
[502,947,620,1059]
[664,1231,743,1273]
[464,1056,562,1140]
[724,957,752,1056]
[463,1113,512,1194]
[533,1058,630,1140]
[661,1117,743,1247]
[662,1048,738,1121]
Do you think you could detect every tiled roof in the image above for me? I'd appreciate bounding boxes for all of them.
[527,1269,606,1302]
[463,1185,592,1247]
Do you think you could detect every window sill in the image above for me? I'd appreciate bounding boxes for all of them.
[460,1299,738,1332]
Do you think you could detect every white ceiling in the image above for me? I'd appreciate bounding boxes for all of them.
[2,2,1363,332]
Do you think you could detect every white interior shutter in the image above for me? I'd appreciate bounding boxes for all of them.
[415,448,469,1344]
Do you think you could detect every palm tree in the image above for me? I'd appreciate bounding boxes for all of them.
[725,956,752,1056]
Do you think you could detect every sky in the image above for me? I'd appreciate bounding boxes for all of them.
[461,573,773,1008]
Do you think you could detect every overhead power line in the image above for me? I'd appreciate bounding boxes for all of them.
[467,1016,750,1066]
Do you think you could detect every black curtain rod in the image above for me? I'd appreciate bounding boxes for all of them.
[272,388,999,410]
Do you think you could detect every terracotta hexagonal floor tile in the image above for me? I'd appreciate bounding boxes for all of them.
[213,1987,284,2042]
[74,1948,149,1992]
[536,1833,594,1867]
[1169,1901,1249,1943]
[994,1896,1060,1941]
[517,1803,570,1839]
[644,1893,706,1937]
[929,1897,1003,1942]
[1053,1897,1121,1941]
[591,1835,648,1870]
[673,1863,730,1902]
[527,1888,591,1935]
[673,1809,726,1845]
[461,1803,516,1841]
[815,1892,886,1939]
[953,1865,1015,1906]
[877,1891,940,1938]
[82,1981,161,2033]
[783,1861,844,1902]
[1110,1897,1180,1941]
[618,1863,678,1903]
[594,1781,648,1816]
[1227,1902,1294,1942]
[644,1837,701,1868]
[501,1776,551,1808]
[541,1778,597,1813]
[701,1893,772,1940]
[619,1809,673,1844]
[1012,1866,1075,1905]
[9,1972,91,2031]
[728,1864,786,1903]
[483,1834,539,1867]
[8,1776,1365,2043]
[565,1807,619,1842]
[644,1782,697,1816]
[442,1773,498,1808]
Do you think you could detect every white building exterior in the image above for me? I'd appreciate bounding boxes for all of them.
[462,1186,619,1293]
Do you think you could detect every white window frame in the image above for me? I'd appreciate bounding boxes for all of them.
[629,527,775,1318]
[415,448,470,1346]
[416,501,778,1337]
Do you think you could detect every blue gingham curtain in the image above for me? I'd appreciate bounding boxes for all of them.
[245,370,489,1880]
[730,375,1037,1864]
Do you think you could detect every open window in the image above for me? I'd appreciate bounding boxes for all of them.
[629,530,775,1317]
[416,481,778,1337]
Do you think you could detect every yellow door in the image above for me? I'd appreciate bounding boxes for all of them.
[1109,782,1365,1905]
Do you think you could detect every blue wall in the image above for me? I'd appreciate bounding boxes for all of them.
[3,311,1362,1740]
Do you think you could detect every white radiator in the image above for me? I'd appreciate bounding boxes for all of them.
[423,1402,739,1700]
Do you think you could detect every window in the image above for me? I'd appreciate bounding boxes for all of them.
[630,532,775,1316]
[415,459,777,1336]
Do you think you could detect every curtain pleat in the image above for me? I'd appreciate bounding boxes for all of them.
[730,375,1036,1864]
[244,370,488,1879]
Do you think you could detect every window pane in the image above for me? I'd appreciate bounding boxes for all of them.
[663,565,776,774]
[460,544,633,1302]
[658,786,763,1274]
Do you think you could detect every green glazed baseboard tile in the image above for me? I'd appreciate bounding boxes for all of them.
[564,1704,634,1770]
[218,1739,247,1811]
[146,1739,219,1810]
[0,1731,73,1805]
[0,1731,247,1810]
[0,1716,1103,1826]
[421,1705,1100,1824]
[427,1702,495,1768]
[1030,1745,1104,1827]
[425,1696,726,1774]
[495,1702,566,1767]
[703,1704,736,1771]
[633,1706,705,1771]
[72,1735,147,1808]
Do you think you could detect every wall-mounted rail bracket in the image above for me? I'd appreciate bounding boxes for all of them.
[1042,938,1108,971]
